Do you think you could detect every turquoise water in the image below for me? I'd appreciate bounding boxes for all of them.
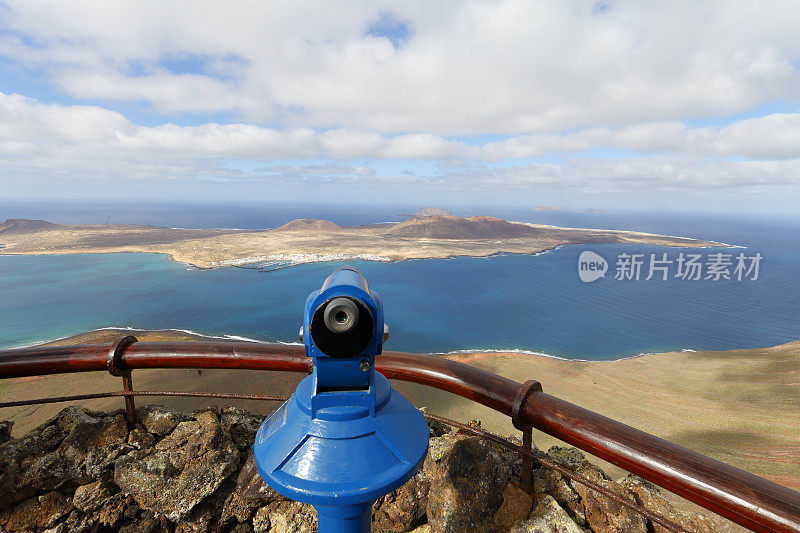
[0,225,797,359]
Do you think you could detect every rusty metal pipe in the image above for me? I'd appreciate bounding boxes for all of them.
[0,341,798,532]
[0,341,310,377]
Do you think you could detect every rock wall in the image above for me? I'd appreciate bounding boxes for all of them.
[0,406,716,532]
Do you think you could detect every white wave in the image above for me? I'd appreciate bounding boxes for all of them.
[531,244,565,256]
[8,327,698,361]
[431,345,697,362]
[8,326,302,350]
[429,347,582,361]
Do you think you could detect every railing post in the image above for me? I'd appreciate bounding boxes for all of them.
[107,335,138,426]
[512,379,543,494]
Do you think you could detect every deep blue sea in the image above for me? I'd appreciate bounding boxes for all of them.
[0,202,798,360]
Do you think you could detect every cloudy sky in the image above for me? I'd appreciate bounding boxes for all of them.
[1,1,799,214]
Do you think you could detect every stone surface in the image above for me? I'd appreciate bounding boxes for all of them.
[235,449,290,506]
[619,475,716,533]
[0,406,106,508]
[0,406,716,533]
[372,467,430,532]
[252,506,271,533]
[71,481,113,513]
[96,492,126,528]
[118,511,161,533]
[512,494,588,533]
[427,435,513,532]
[4,491,72,531]
[538,447,647,533]
[174,502,214,533]
[221,491,257,524]
[494,484,534,531]
[138,405,187,437]
[264,501,317,533]
[128,428,155,450]
[114,409,240,522]
[572,476,647,533]
[220,406,263,451]
[0,420,12,444]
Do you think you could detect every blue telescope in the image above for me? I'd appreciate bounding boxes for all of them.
[254,267,429,533]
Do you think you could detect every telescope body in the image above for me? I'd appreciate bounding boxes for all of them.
[254,267,429,533]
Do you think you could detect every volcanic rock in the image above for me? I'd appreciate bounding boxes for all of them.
[0,405,717,532]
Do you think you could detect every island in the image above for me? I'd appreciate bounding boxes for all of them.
[0,213,725,269]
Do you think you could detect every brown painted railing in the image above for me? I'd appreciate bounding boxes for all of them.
[0,339,799,532]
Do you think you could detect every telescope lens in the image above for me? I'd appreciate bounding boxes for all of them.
[311,296,374,357]
[324,297,358,333]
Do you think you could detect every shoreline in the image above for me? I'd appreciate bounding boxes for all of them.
[0,233,731,272]
[518,221,745,249]
[0,325,702,359]
[5,326,791,364]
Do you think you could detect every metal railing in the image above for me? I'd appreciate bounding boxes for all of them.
[0,336,799,532]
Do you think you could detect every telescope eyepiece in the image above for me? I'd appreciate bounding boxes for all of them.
[323,297,359,334]
[310,296,374,358]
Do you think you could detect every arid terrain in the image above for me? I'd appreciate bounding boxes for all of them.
[1,329,796,492]
[0,214,724,268]
[1,330,797,531]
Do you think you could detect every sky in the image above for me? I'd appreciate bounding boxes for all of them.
[0,1,799,215]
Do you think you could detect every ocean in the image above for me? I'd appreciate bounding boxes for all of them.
[0,202,797,360]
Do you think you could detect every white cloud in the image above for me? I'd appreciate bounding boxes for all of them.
[2,1,800,134]
[1,2,799,205]
[56,70,245,114]
[4,91,799,163]
[449,157,800,191]
[0,93,129,144]
[477,113,800,160]
[0,91,799,194]
[121,124,319,159]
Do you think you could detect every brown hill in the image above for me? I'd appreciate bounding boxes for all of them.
[272,219,341,232]
[387,215,538,239]
[0,218,58,235]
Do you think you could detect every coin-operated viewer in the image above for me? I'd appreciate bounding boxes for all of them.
[254,267,429,533]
